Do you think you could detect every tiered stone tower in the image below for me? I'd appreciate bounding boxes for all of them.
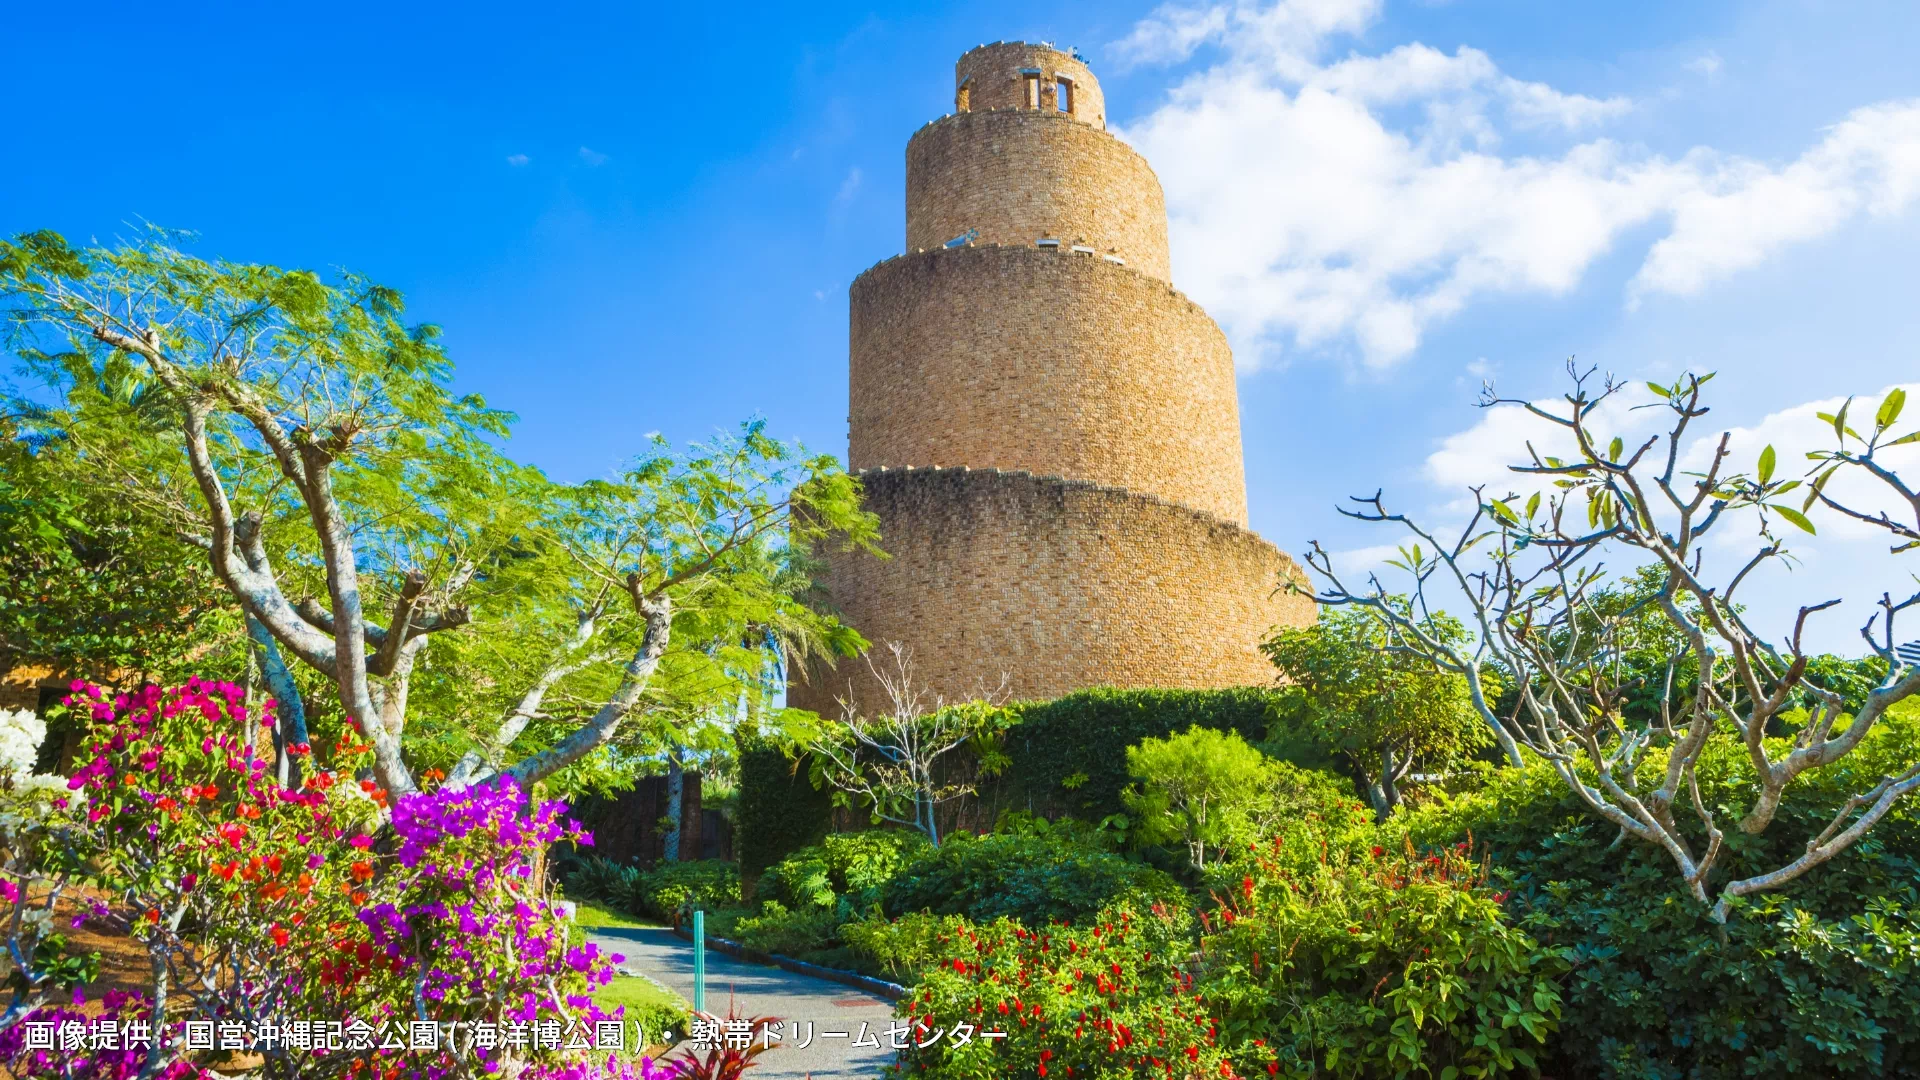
[790,42,1314,717]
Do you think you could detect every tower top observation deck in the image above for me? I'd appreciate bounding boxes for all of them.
[953,42,1106,129]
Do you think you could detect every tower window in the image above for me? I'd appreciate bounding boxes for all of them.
[1021,68,1042,109]
[1056,77,1074,114]
[956,77,971,113]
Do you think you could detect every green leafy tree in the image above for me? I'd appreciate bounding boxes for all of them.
[0,228,878,796]
[1264,607,1490,821]
[1122,727,1293,870]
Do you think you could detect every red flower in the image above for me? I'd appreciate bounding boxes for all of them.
[1241,876,1255,901]
[270,924,290,947]
[1371,845,1384,857]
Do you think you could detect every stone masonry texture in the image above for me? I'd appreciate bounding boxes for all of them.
[850,245,1245,525]
[954,42,1106,128]
[906,110,1171,281]
[786,468,1315,717]
[795,41,1315,718]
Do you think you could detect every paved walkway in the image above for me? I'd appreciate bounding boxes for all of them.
[585,924,898,1080]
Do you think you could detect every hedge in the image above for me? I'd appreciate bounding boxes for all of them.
[998,686,1340,822]
[736,732,834,885]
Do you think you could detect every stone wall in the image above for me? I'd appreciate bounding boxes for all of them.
[906,110,1170,281]
[954,42,1105,129]
[849,244,1248,526]
[787,467,1315,719]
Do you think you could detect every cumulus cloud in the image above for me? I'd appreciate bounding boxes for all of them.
[1112,0,1920,369]
[505,153,530,166]
[1685,51,1723,79]
[578,146,608,166]
[1399,380,1920,652]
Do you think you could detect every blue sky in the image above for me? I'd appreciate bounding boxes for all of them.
[6,0,1917,653]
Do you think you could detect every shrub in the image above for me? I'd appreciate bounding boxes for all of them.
[840,910,971,980]
[1000,687,1338,823]
[14,679,657,1080]
[760,829,930,910]
[633,859,740,922]
[895,904,1229,1080]
[1398,701,1920,1078]
[729,899,842,957]
[1202,839,1565,1079]
[1123,729,1338,871]
[562,854,648,908]
[877,832,1184,927]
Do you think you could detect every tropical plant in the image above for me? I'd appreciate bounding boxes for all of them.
[1264,608,1490,821]
[808,643,1012,845]
[0,229,878,797]
[1122,728,1296,870]
[1301,367,1920,919]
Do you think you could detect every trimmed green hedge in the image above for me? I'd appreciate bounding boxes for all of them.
[736,733,834,883]
[1000,687,1338,822]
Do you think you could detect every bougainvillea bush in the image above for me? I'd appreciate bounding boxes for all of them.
[0,680,664,1080]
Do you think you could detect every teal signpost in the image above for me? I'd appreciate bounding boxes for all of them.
[692,909,706,1014]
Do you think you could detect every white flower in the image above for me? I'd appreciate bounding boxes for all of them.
[0,710,45,775]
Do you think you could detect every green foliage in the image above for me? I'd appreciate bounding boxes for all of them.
[760,830,930,910]
[1,228,878,796]
[839,910,971,980]
[894,904,1228,1080]
[875,831,1185,927]
[1264,608,1490,820]
[1123,728,1320,870]
[735,734,833,881]
[631,860,741,922]
[729,900,842,957]
[1394,699,1920,1078]
[0,412,240,683]
[1205,840,1565,1079]
[1002,687,1329,822]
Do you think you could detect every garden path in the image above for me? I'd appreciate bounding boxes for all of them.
[585,924,898,1080]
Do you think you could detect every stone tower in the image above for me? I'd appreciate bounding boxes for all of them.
[790,41,1314,717]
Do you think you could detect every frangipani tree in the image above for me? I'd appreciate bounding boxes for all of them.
[1302,365,1920,921]
[0,228,877,797]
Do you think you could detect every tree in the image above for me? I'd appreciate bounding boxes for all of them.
[1263,607,1490,821]
[1300,364,1920,921]
[807,643,1011,846]
[0,229,877,797]
[1122,727,1291,870]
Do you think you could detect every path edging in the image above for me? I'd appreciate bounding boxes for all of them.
[670,924,908,1003]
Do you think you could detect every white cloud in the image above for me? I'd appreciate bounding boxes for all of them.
[1685,51,1723,79]
[505,153,530,167]
[836,167,864,204]
[1409,380,1920,653]
[1631,102,1920,300]
[1112,0,1920,369]
[578,146,608,166]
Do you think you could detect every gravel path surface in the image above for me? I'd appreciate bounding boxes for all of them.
[586,924,899,1080]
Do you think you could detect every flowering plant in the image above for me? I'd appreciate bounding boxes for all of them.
[0,706,100,1034]
[1200,838,1565,1079]
[0,681,663,1080]
[892,903,1228,1080]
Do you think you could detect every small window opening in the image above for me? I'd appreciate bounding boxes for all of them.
[1025,74,1041,109]
[956,77,971,113]
[1055,77,1074,114]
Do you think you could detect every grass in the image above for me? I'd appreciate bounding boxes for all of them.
[593,973,689,1018]
[571,899,663,931]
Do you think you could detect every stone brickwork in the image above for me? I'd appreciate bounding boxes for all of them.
[800,41,1315,718]
[906,110,1171,281]
[954,42,1105,129]
[787,467,1314,716]
[849,245,1245,525]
